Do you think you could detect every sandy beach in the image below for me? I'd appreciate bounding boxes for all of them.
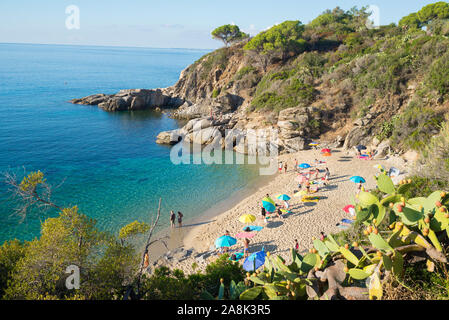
[150,147,406,274]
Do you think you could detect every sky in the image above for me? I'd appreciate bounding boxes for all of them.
[0,0,441,49]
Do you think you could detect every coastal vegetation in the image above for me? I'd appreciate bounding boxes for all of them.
[211,24,249,47]
[181,2,449,156]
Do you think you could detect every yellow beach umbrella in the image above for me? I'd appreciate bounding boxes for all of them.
[294,190,307,197]
[239,214,256,224]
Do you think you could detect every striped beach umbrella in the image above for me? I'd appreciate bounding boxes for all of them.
[262,196,276,212]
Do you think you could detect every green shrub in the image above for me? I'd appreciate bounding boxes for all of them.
[402,176,448,199]
[211,88,221,98]
[202,254,245,296]
[234,65,257,80]
[426,51,449,97]
[390,101,443,150]
[0,240,26,299]
[140,267,201,300]
[244,21,306,55]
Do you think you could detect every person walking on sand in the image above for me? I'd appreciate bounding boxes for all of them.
[261,206,267,224]
[177,211,184,228]
[294,239,299,253]
[324,167,330,185]
[276,208,283,219]
[356,182,362,195]
[284,162,288,173]
[320,232,326,241]
[278,161,283,174]
[243,238,250,258]
[223,230,231,253]
[170,210,176,228]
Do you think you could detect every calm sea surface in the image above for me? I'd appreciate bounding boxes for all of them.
[0,43,264,243]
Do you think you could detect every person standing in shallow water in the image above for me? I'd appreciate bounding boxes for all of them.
[177,211,183,228]
[170,210,176,228]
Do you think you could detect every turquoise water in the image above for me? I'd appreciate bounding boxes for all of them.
[0,43,263,243]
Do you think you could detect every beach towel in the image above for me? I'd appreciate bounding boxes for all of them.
[341,219,355,224]
[243,226,264,232]
[280,209,292,214]
[302,196,319,203]
[228,252,244,262]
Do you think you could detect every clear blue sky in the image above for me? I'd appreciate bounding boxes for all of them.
[0,0,441,49]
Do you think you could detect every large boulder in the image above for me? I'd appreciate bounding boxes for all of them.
[185,127,222,145]
[71,94,111,105]
[374,140,391,159]
[343,126,371,149]
[281,137,306,153]
[71,89,183,111]
[155,129,184,145]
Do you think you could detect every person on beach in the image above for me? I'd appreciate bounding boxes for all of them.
[295,159,298,172]
[261,207,267,224]
[294,239,299,253]
[177,211,183,228]
[305,180,311,194]
[143,252,149,268]
[223,230,231,253]
[320,232,326,241]
[324,167,330,185]
[243,238,250,258]
[356,182,363,195]
[170,210,176,228]
[278,161,283,174]
[276,208,283,219]
[284,162,288,173]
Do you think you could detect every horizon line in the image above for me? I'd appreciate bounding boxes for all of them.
[0,41,216,52]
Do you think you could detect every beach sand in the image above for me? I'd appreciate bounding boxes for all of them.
[149,147,406,274]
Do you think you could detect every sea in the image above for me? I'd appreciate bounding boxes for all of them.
[0,43,266,244]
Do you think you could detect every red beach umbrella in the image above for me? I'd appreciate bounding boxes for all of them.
[343,205,355,214]
[321,148,331,153]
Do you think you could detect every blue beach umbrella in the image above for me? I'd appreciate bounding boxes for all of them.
[215,235,237,248]
[350,176,366,184]
[299,163,311,169]
[276,194,291,201]
[243,250,267,272]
